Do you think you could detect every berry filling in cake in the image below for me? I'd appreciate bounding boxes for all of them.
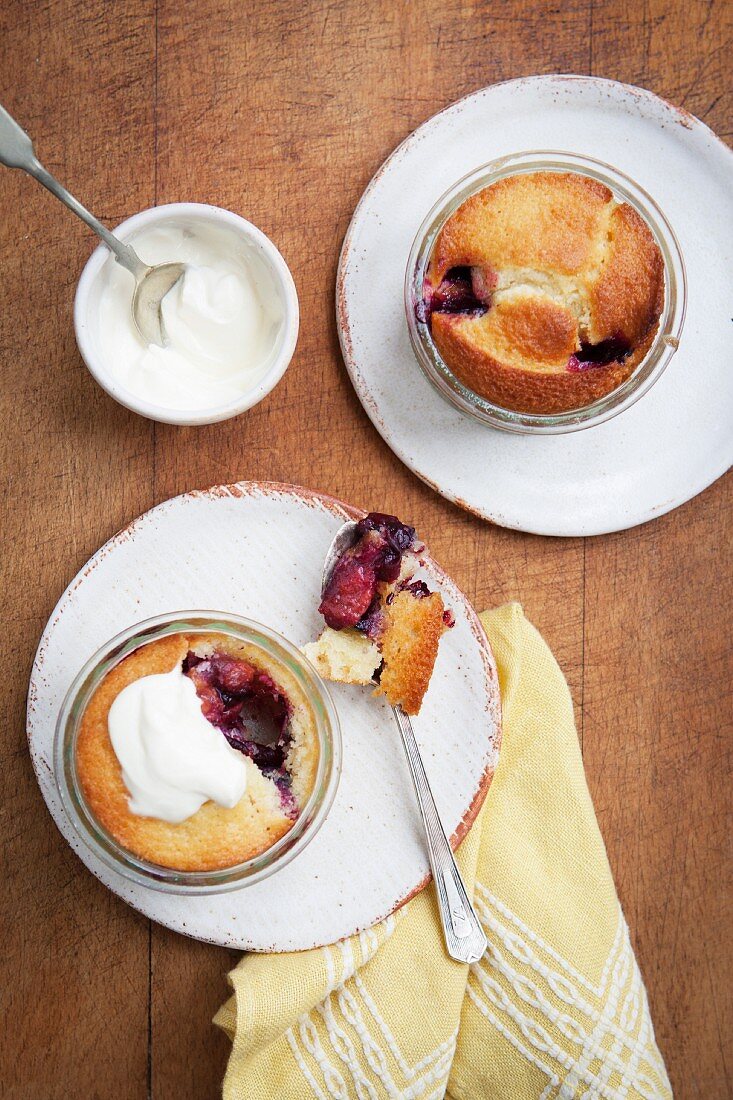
[567,336,631,372]
[305,513,451,715]
[319,512,419,630]
[183,650,297,816]
[419,266,492,320]
[183,651,291,767]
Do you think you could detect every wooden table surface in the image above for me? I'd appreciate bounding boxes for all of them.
[2,2,731,1097]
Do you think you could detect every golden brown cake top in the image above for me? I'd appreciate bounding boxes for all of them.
[425,171,664,387]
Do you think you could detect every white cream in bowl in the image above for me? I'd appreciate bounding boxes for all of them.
[74,204,299,425]
[98,224,282,410]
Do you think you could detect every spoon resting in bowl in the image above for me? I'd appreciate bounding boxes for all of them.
[0,102,184,346]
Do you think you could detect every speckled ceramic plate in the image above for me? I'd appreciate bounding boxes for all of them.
[337,75,733,535]
[27,483,500,951]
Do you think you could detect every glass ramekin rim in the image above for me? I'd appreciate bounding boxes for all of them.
[54,610,342,895]
[404,149,687,435]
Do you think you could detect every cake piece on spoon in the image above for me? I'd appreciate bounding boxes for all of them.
[303,513,452,714]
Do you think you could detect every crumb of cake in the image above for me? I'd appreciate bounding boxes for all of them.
[303,627,380,685]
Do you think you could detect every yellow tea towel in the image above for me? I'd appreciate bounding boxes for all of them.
[215,603,671,1099]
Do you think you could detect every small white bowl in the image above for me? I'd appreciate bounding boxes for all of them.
[74,203,299,425]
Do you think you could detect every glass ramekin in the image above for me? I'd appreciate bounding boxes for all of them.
[54,611,341,894]
[405,151,687,434]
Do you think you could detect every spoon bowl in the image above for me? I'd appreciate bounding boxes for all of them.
[131,261,186,346]
[320,520,359,595]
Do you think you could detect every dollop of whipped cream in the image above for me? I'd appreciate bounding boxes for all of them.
[96,222,284,411]
[108,662,247,823]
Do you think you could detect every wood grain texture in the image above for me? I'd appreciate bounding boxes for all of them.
[0,3,156,1098]
[0,0,730,1097]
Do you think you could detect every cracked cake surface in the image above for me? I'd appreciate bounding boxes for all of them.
[422,171,664,414]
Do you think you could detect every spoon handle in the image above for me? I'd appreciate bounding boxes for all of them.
[0,102,147,279]
[393,706,487,964]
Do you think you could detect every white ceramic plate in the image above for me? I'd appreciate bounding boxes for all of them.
[27,483,500,951]
[337,75,733,536]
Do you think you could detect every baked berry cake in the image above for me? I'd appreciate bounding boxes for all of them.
[420,171,664,414]
[303,513,453,714]
[75,631,319,871]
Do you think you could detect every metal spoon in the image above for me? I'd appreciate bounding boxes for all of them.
[0,102,184,346]
[321,520,488,964]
